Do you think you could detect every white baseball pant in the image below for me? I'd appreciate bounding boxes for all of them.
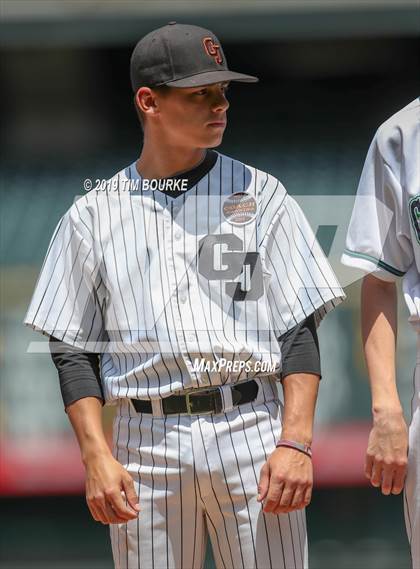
[404,334,420,569]
[109,377,308,569]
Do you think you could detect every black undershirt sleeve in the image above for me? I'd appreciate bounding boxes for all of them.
[49,336,104,411]
[278,313,321,380]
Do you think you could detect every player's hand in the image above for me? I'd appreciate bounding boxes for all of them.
[365,408,408,495]
[85,451,141,525]
[257,447,313,514]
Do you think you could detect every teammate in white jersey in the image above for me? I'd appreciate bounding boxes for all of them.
[342,98,420,568]
[24,23,344,569]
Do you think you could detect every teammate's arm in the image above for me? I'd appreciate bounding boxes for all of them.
[258,372,319,514]
[66,397,141,524]
[361,273,408,495]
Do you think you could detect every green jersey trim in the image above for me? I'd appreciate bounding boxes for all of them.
[344,249,405,277]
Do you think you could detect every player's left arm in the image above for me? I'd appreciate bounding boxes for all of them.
[257,184,344,515]
[258,372,319,514]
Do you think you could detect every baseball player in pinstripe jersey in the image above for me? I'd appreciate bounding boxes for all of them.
[24,23,345,569]
[342,98,420,569]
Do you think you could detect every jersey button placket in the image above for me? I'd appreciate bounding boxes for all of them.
[167,201,201,385]
[163,206,186,357]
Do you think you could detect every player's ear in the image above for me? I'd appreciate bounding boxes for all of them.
[135,86,160,118]
[133,94,144,130]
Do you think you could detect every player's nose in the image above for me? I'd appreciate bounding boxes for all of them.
[212,91,229,113]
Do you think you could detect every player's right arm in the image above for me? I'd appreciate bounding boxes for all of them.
[50,338,141,524]
[66,396,141,524]
[341,116,414,495]
[361,274,408,495]
[23,202,139,525]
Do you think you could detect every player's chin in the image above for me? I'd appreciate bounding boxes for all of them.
[202,130,225,148]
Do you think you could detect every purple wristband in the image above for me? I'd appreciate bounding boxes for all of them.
[275,438,312,458]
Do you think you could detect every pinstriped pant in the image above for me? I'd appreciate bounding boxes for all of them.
[109,377,308,569]
[404,336,420,569]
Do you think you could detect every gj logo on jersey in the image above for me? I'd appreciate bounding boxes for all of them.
[222,192,258,225]
[409,194,420,244]
[198,234,263,301]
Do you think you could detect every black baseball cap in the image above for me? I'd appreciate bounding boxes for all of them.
[130,22,259,91]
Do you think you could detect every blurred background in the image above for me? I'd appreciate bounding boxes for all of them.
[1,1,419,567]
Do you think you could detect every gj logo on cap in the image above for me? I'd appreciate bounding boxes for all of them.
[202,37,223,65]
[222,192,258,225]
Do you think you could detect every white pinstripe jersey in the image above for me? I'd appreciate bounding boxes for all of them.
[24,151,345,403]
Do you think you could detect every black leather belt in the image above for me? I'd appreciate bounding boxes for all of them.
[130,379,259,415]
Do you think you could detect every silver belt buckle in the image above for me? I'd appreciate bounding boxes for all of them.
[185,387,221,415]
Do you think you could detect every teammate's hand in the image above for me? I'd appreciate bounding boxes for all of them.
[257,447,313,514]
[85,451,141,525]
[365,408,408,495]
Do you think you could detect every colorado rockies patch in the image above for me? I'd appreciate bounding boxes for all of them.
[222,192,258,225]
[409,194,420,244]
